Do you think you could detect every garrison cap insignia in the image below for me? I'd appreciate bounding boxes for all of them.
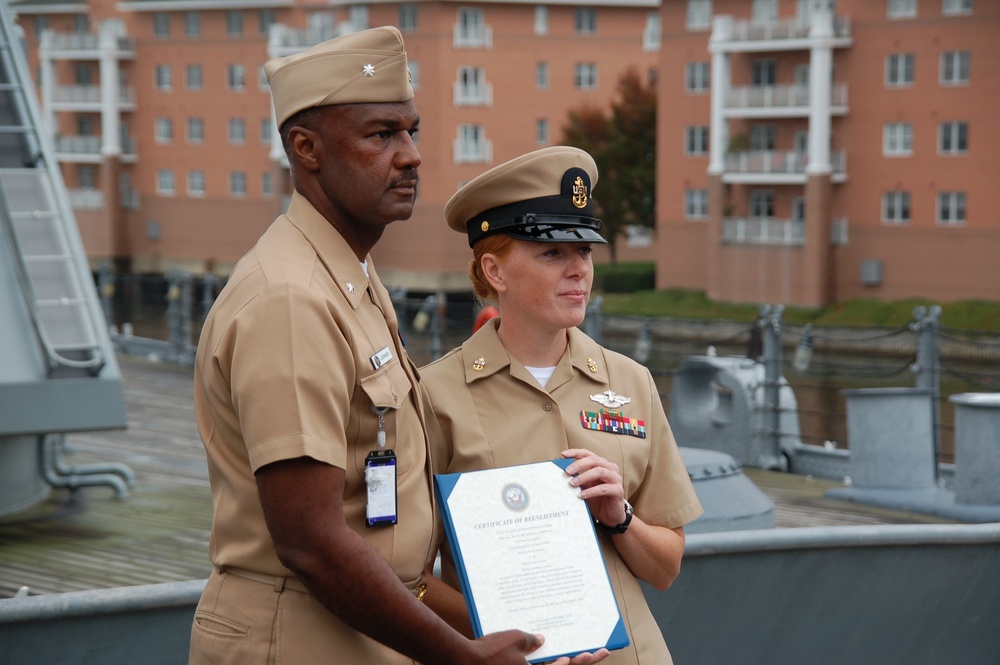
[587,357,598,373]
[473,356,486,372]
[363,63,376,78]
[590,390,631,409]
[572,175,588,209]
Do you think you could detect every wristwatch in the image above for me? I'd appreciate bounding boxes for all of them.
[597,500,633,535]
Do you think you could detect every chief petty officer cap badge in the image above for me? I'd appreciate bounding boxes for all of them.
[445,146,609,248]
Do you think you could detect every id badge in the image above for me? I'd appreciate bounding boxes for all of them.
[365,449,397,527]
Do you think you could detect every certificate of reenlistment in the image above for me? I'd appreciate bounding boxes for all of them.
[434,458,629,663]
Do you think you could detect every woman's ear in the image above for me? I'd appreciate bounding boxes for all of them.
[481,254,507,294]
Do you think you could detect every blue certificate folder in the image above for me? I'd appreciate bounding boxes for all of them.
[434,458,629,663]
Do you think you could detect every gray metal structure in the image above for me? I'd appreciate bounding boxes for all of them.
[0,0,128,516]
[2,523,998,665]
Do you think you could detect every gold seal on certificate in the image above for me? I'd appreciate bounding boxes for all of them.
[434,458,629,663]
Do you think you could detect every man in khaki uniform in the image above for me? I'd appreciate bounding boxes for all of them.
[189,27,559,665]
[422,147,704,664]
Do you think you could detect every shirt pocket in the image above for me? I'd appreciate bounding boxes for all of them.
[355,359,415,475]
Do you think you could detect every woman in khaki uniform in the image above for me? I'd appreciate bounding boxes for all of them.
[422,147,704,664]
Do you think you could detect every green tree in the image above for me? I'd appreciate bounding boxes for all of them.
[561,67,657,264]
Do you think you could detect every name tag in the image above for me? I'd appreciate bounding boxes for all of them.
[370,346,394,369]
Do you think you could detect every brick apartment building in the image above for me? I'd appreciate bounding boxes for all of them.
[8,0,999,307]
[9,0,662,294]
[657,0,999,306]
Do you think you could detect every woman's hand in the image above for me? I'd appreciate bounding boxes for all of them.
[561,449,626,527]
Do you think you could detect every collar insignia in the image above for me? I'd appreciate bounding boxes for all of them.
[346,282,355,294]
[472,357,486,372]
[587,357,598,373]
[590,390,630,409]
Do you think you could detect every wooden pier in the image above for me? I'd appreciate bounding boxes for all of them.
[0,355,952,599]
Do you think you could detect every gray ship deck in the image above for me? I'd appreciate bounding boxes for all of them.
[0,355,954,599]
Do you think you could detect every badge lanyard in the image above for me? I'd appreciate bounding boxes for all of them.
[365,404,397,527]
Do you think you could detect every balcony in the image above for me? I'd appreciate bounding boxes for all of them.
[723,150,847,184]
[724,83,848,118]
[723,218,804,246]
[41,32,135,59]
[711,15,852,53]
[453,139,493,165]
[453,24,492,49]
[51,85,137,111]
[54,135,138,163]
[453,82,493,107]
[68,188,103,210]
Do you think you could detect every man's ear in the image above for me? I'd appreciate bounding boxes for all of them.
[288,125,321,172]
[481,254,507,294]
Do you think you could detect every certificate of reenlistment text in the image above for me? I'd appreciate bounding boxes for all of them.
[434,458,629,663]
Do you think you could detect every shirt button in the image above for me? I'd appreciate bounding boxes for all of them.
[543,402,552,412]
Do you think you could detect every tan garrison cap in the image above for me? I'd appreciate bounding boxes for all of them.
[265,26,413,128]
[445,146,607,248]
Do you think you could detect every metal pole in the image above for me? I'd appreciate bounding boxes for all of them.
[584,295,603,344]
[912,305,942,477]
[97,260,115,326]
[166,270,193,364]
[761,304,785,469]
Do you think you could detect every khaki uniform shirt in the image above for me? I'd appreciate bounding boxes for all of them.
[421,321,703,665]
[190,192,435,664]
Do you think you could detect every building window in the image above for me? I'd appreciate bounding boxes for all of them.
[687,0,712,30]
[883,122,913,156]
[153,13,170,38]
[940,51,970,85]
[33,16,48,40]
[227,64,246,91]
[888,0,917,18]
[454,124,491,164]
[575,8,597,35]
[77,115,95,136]
[937,192,966,225]
[455,66,490,106]
[155,117,173,144]
[685,62,710,93]
[536,62,549,90]
[886,53,914,87]
[185,12,201,38]
[260,118,273,145]
[187,170,205,197]
[751,0,778,24]
[643,13,661,52]
[230,171,247,198]
[685,126,709,156]
[228,118,246,145]
[155,65,172,91]
[74,63,92,86]
[792,196,806,220]
[534,6,548,35]
[882,191,911,224]
[259,9,276,37]
[536,118,549,146]
[186,64,202,91]
[73,15,88,33]
[408,61,420,90]
[939,121,968,154]
[574,63,597,91]
[226,10,243,37]
[78,165,97,189]
[348,5,369,29]
[456,7,488,48]
[399,4,418,32]
[262,172,273,198]
[750,190,774,218]
[750,124,776,151]
[187,118,204,144]
[751,59,777,86]
[156,169,175,196]
[685,189,709,219]
[942,0,973,15]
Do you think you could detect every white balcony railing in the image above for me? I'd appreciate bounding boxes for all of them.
[42,32,135,55]
[55,135,101,155]
[51,85,136,106]
[725,15,851,43]
[68,188,104,209]
[725,83,849,111]
[725,150,847,176]
[453,82,493,107]
[723,217,805,246]
[453,139,493,164]
[453,24,492,49]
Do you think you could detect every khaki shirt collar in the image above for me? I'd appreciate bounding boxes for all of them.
[461,320,608,390]
[284,191,370,309]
